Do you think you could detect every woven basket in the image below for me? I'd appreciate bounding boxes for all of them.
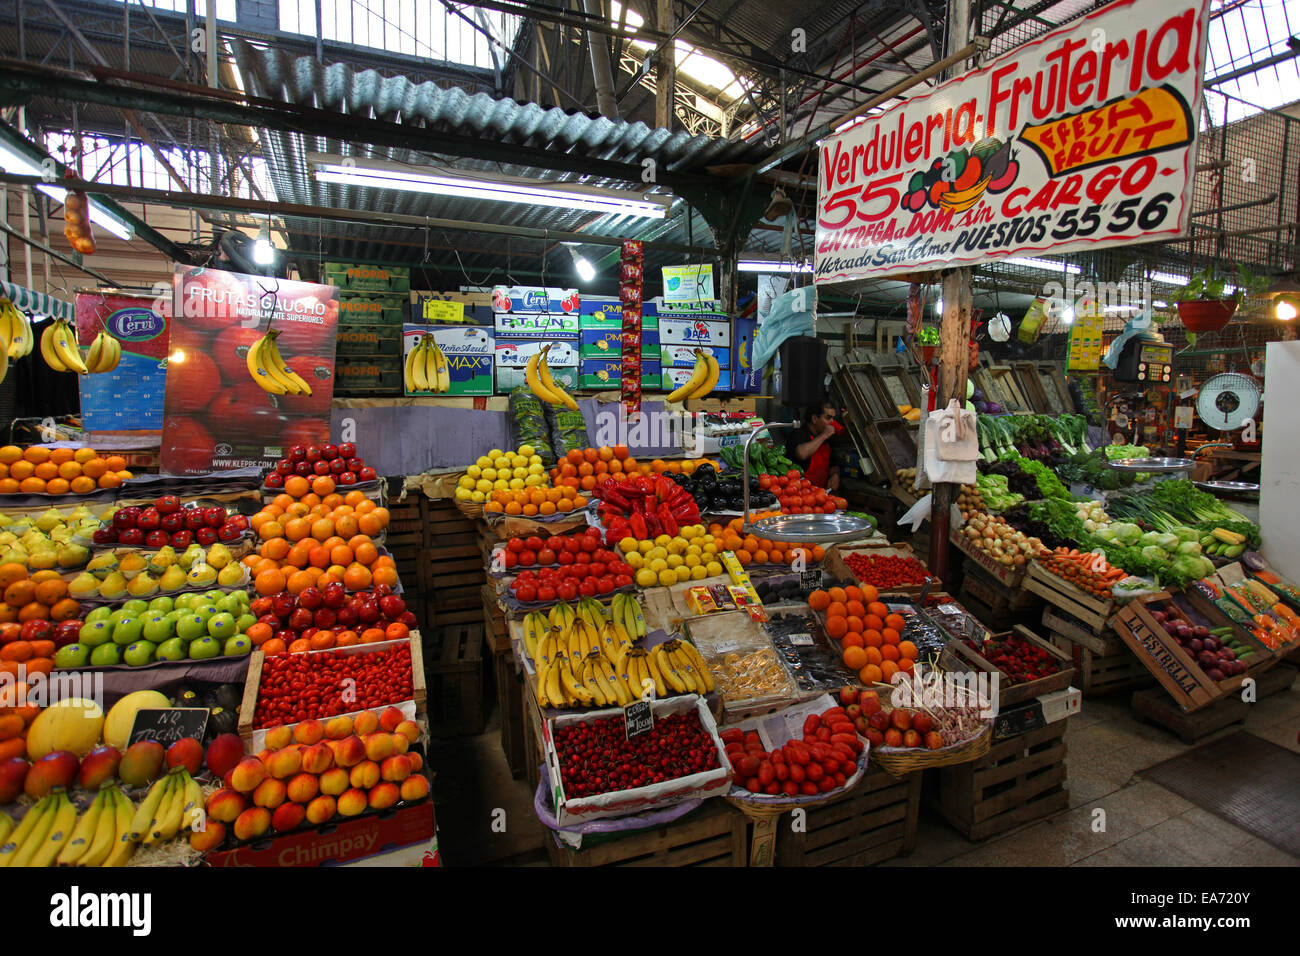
[870,723,991,776]
[455,500,484,519]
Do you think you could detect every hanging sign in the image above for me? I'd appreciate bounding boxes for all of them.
[661,264,714,303]
[75,291,170,435]
[815,0,1210,282]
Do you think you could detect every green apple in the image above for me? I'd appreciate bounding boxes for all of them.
[142,614,175,643]
[194,604,218,625]
[173,594,198,611]
[155,637,188,661]
[148,596,175,615]
[111,616,145,646]
[216,593,242,616]
[235,613,257,633]
[123,641,156,666]
[175,614,207,642]
[54,643,90,669]
[85,606,113,625]
[223,635,252,657]
[79,620,113,647]
[165,609,184,623]
[231,589,250,608]
[89,643,122,666]
[121,599,149,616]
[207,612,237,640]
[188,636,220,660]
[203,590,225,605]
[109,608,134,629]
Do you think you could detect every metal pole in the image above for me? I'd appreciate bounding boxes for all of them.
[582,0,620,119]
[655,0,675,131]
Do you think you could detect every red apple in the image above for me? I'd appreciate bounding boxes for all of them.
[264,473,284,489]
[136,507,161,531]
[145,530,170,548]
[321,444,338,460]
[322,583,346,609]
[20,619,52,642]
[195,527,219,546]
[170,530,193,548]
[92,527,118,545]
[217,522,243,542]
[337,472,357,486]
[312,607,336,629]
[119,528,144,546]
[358,467,377,482]
[298,587,323,610]
[160,511,185,533]
[113,507,140,529]
[288,444,307,462]
[337,443,356,459]
[203,507,227,528]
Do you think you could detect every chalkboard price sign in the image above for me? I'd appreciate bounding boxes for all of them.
[800,569,823,591]
[624,700,654,739]
[128,708,210,748]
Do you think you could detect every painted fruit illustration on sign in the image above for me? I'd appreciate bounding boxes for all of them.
[901,137,1020,214]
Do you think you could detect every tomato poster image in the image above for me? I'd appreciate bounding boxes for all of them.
[75,291,169,436]
[160,268,339,476]
[815,0,1210,282]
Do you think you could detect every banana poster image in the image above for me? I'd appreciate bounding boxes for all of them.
[161,268,339,475]
[74,292,169,435]
[815,0,1209,281]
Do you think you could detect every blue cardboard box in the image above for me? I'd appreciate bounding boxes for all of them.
[731,317,760,393]
[580,327,660,358]
[660,344,730,368]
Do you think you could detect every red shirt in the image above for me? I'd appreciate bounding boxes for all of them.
[786,420,844,487]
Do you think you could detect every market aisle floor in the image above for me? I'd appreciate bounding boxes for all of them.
[430,676,1300,867]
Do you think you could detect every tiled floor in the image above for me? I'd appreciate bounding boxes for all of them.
[431,676,1300,866]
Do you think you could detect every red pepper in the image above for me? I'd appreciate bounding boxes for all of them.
[658,503,679,537]
[629,513,648,539]
[644,512,662,537]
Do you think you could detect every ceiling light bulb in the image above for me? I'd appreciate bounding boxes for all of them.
[253,222,275,265]
[1277,299,1298,321]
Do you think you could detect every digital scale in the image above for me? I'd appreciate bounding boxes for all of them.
[1115,339,1173,384]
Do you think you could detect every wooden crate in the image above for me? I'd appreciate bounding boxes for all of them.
[481,583,509,654]
[423,622,486,737]
[422,499,478,548]
[1048,632,1153,696]
[951,531,1030,589]
[424,585,485,630]
[959,559,1040,611]
[545,802,748,867]
[931,720,1069,840]
[773,767,921,866]
[494,651,527,779]
[943,625,1075,708]
[1023,562,1114,632]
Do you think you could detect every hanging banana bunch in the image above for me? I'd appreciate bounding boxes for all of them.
[665,348,720,403]
[84,331,121,374]
[403,334,451,394]
[39,319,89,375]
[0,299,35,365]
[246,327,313,396]
[524,344,579,410]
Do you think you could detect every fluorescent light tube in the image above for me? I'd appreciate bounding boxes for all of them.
[313,163,669,219]
[1002,256,1082,275]
[0,143,133,240]
[736,259,812,272]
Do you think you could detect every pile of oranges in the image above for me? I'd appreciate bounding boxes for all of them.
[483,485,588,517]
[0,446,133,495]
[548,447,717,494]
[243,490,395,594]
[707,515,825,567]
[0,564,80,625]
[808,585,918,686]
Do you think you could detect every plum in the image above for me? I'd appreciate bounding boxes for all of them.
[1206,668,1225,681]
[1203,636,1220,652]
[1188,638,1204,653]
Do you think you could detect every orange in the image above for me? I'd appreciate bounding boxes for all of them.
[882,628,901,646]
[811,545,826,561]
[842,646,867,670]
[898,657,914,674]
[284,517,312,541]
[846,615,864,635]
[557,498,574,513]
[255,569,286,596]
[864,629,883,647]
[261,638,287,657]
[330,545,354,567]
[826,601,848,620]
[44,478,69,495]
[859,584,879,603]
[824,616,848,639]
[356,499,376,515]
[34,578,68,606]
[371,565,399,588]
[735,549,752,566]
[867,601,889,618]
[335,514,359,539]
[310,517,335,540]
[312,475,336,497]
[285,476,310,498]
[484,501,504,513]
[845,600,865,619]
[880,660,899,681]
[258,520,285,541]
[358,513,384,536]
[0,478,21,494]
[572,495,587,509]
[505,500,522,516]
[322,493,343,510]
[0,446,20,464]
[885,613,906,633]
[97,473,122,489]
[9,460,34,481]
[308,546,331,569]
[899,640,918,660]
[272,494,295,511]
[288,638,312,654]
[18,602,49,622]
[864,614,885,632]
[310,631,336,650]
[69,476,95,494]
[841,631,864,649]
[864,646,883,666]
[0,564,27,590]
[844,585,865,604]
[344,490,366,507]
[104,455,127,472]
[577,462,593,478]
[343,564,372,591]
[860,663,883,685]
[539,501,556,516]
[261,538,291,561]
[284,544,312,569]
[371,507,389,527]
[73,447,96,463]
[48,448,73,465]
[353,540,378,566]
[827,586,847,604]
[286,570,316,594]
[56,461,81,480]
[522,503,538,517]
[22,446,50,464]
[881,644,900,662]
[29,570,61,584]
[18,477,44,494]
[0,464,7,479]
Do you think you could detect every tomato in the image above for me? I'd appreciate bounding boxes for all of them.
[545,535,566,552]
[788,496,803,508]
[537,585,557,603]
[579,579,598,597]
[557,550,575,565]
[614,574,633,588]
[580,535,599,552]
[557,581,579,601]
[506,537,524,553]
[759,476,773,490]
[515,584,537,602]
[589,562,607,578]
[596,576,616,594]
[564,538,581,553]
[525,536,544,552]
[537,548,557,565]
[574,552,591,565]
[517,550,537,566]
[501,550,518,569]
[786,469,800,480]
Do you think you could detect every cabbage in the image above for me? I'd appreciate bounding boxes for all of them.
[1111,522,1143,545]
[1173,527,1200,543]
[1142,545,1169,563]
[1176,541,1202,556]
[1093,527,1117,542]
[1139,531,1165,548]
[1156,532,1180,552]
[1170,554,1210,582]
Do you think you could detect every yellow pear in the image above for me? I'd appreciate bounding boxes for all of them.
[56,543,90,568]
[148,545,177,574]
[179,543,204,570]
[98,571,128,599]
[187,563,218,588]
[0,512,10,527]
[86,552,119,579]
[159,565,187,593]
[35,507,63,533]
[217,562,245,588]
[127,571,159,598]
[27,547,59,571]
[118,553,148,580]
[67,572,100,599]
[206,543,233,570]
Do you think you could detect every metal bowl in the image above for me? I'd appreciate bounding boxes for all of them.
[1107,457,1197,472]
[743,512,876,544]
[1195,480,1260,496]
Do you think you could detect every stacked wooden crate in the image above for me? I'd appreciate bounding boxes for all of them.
[419,499,487,632]
[384,490,423,605]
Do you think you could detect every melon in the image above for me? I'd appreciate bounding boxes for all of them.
[104,690,171,750]
[26,698,105,758]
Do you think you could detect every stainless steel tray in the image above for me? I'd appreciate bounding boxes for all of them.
[1107,457,1196,472]
[1195,480,1260,495]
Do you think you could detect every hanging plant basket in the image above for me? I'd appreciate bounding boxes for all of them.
[921,344,938,364]
[1177,298,1237,333]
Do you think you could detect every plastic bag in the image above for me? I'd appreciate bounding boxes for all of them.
[933,400,980,462]
[546,405,590,458]
[509,387,555,466]
[923,409,977,484]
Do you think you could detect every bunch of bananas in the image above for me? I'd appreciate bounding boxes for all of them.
[526,598,713,708]
[404,334,451,393]
[246,329,313,396]
[0,299,34,377]
[83,331,122,374]
[129,767,204,848]
[39,319,90,375]
[665,348,721,403]
[524,344,578,411]
[0,784,135,868]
